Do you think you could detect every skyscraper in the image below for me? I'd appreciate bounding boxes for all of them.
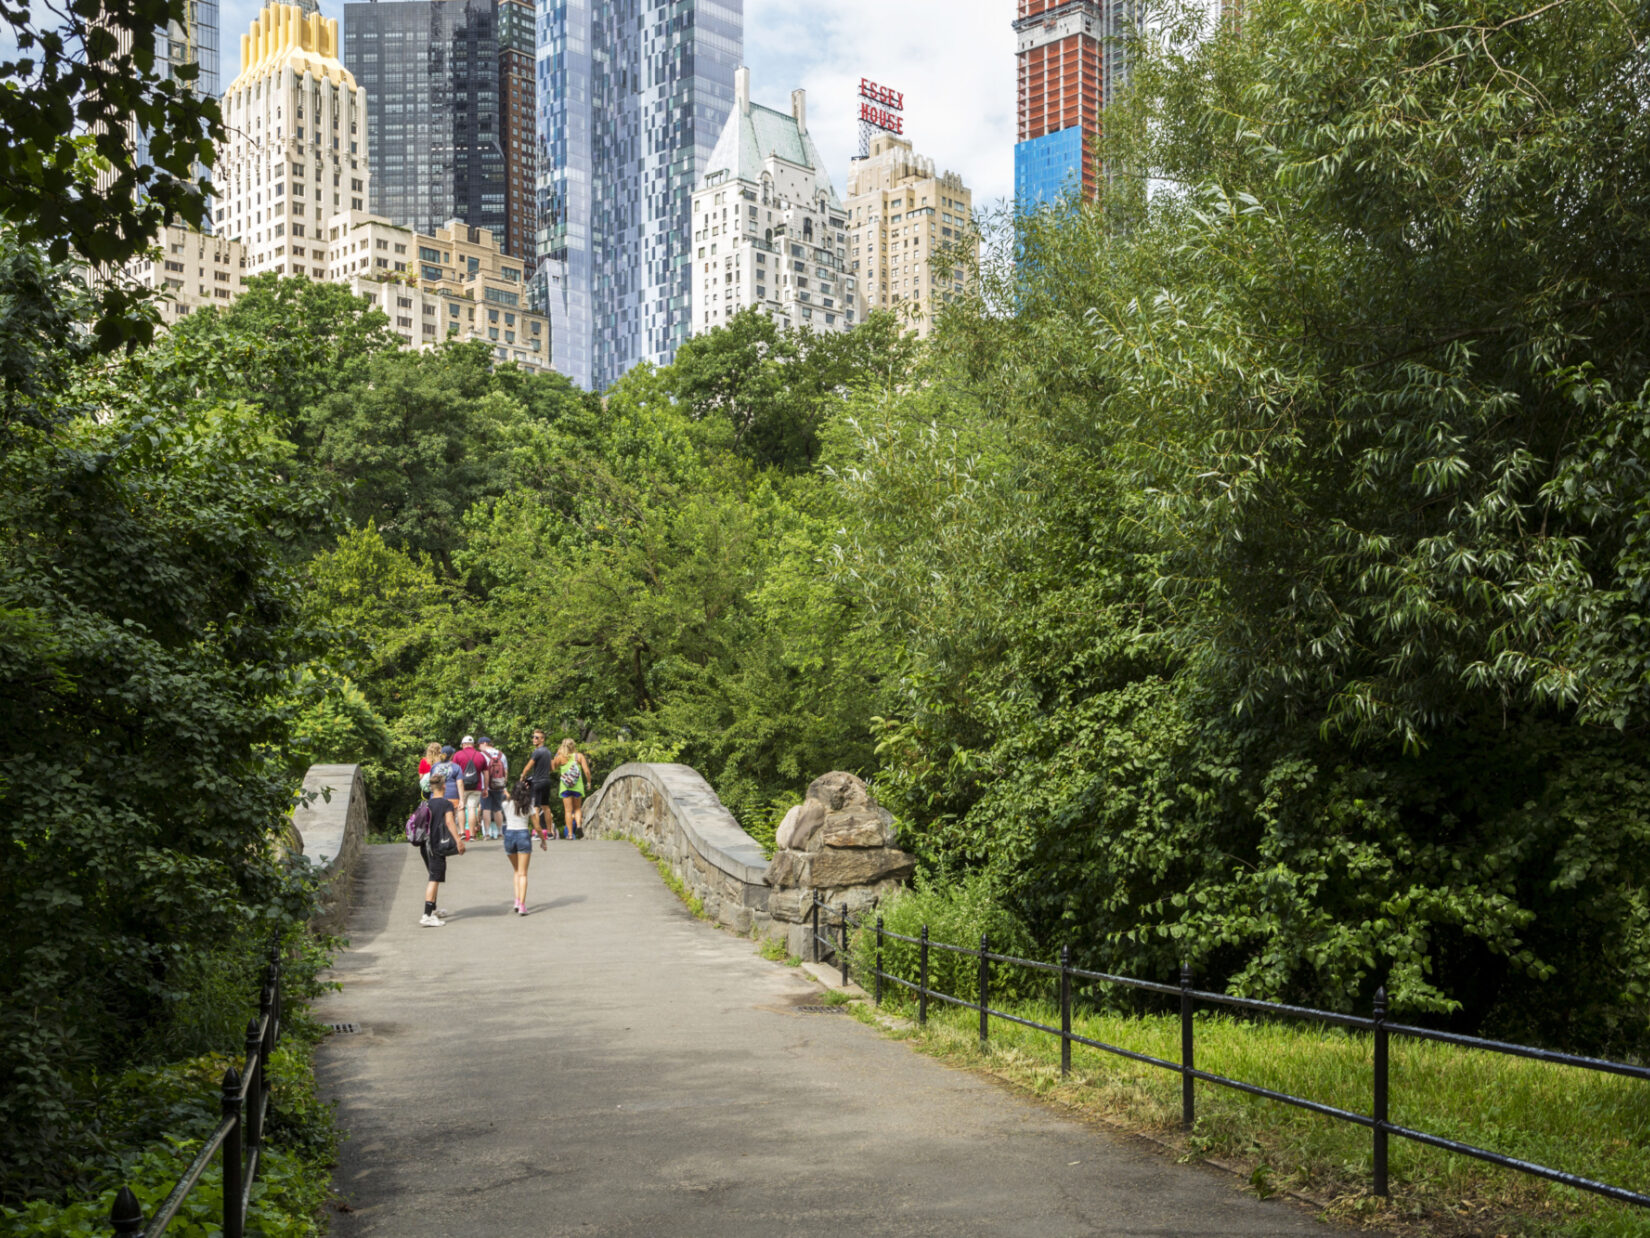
[1012,0,1132,209]
[218,2,370,277]
[496,0,536,264]
[535,0,742,389]
[343,0,507,240]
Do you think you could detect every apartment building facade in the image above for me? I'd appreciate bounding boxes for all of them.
[342,0,507,242]
[845,133,972,337]
[326,212,548,369]
[126,224,247,324]
[690,70,855,338]
[1013,0,1132,208]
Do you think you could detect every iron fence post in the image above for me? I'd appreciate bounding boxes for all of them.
[109,1185,144,1236]
[840,902,850,986]
[810,893,820,964]
[1180,963,1195,1130]
[1060,944,1072,1078]
[918,925,929,1026]
[243,1018,264,1155]
[1373,986,1389,1197]
[875,916,884,1006]
[978,933,990,1048]
[221,1066,245,1238]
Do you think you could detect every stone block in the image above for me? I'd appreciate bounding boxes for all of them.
[806,770,870,813]
[767,889,807,922]
[763,849,809,890]
[822,808,891,849]
[810,847,917,888]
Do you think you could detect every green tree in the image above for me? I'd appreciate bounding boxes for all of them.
[0,0,223,346]
[0,243,331,1198]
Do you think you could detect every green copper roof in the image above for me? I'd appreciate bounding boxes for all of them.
[702,99,841,206]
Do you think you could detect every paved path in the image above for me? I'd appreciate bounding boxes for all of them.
[316,839,1347,1237]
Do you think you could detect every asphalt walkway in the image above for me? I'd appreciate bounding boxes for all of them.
[315,838,1350,1237]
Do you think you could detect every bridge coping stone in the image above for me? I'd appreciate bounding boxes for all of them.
[585,762,769,886]
[290,763,368,934]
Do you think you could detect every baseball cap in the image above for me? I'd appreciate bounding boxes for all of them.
[441,745,455,757]
[478,736,491,746]
[461,734,475,746]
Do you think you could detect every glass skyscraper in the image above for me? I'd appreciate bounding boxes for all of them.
[343,0,508,240]
[535,0,742,389]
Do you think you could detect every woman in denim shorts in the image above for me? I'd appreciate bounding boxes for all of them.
[502,811,534,915]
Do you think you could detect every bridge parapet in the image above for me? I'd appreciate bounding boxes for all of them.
[289,763,368,935]
[586,763,916,955]
[585,763,774,935]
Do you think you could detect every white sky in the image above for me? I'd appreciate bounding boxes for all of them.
[215,0,1020,208]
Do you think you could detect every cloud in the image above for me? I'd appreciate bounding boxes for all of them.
[745,0,1016,209]
[212,0,1019,209]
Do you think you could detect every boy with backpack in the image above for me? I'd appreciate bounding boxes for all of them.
[451,735,488,842]
[406,775,465,926]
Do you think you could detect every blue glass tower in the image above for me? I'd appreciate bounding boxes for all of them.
[535,0,741,389]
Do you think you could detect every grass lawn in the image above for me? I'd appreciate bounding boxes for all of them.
[853,989,1650,1237]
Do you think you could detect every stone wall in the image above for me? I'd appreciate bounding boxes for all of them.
[764,772,915,959]
[586,763,914,957]
[290,763,369,935]
[584,763,775,935]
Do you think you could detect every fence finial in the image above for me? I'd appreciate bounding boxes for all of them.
[110,1185,144,1235]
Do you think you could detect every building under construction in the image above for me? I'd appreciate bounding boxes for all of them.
[1012,0,1131,209]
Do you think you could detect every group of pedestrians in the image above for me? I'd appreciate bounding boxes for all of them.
[412,730,595,926]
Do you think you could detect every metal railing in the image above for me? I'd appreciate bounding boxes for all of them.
[808,892,1650,1210]
[107,944,286,1237]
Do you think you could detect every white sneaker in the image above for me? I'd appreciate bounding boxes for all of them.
[419,913,444,927]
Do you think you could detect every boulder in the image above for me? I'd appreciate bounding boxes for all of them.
[776,800,825,851]
[772,804,804,850]
[810,846,916,888]
[806,770,875,813]
[821,808,890,849]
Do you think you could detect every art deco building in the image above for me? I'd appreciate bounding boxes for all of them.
[536,0,742,388]
[1013,0,1133,208]
[845,133,972,338]
[342,0,507,243]
[690,69,854,337]
[216,3,369,277]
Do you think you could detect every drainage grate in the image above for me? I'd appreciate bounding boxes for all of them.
[325,1022,360,1034]
[795,1005,849,1015]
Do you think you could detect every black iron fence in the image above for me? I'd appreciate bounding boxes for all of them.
[107,944,286,1238]
[808,892,1650,1210]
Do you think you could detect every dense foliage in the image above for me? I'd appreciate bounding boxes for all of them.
[15,2,1650,1214]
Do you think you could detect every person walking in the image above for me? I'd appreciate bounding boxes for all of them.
[437,745,460,800]
[419,772,465,926]
[554,738,593,840]
[500,789,534,915]
[452,734,487,842]
[478,736,508,839]
[418,741,442,796]
[522,728,556,850]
